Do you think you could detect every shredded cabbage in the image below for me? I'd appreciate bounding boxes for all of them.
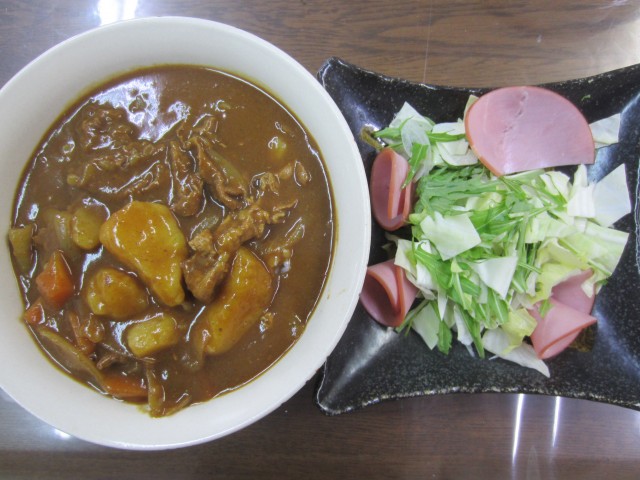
[590,113,621,148]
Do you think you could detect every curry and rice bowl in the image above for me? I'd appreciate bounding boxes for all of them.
[8,65,334,417]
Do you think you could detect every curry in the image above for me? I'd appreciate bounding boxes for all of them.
[7,65,334,416]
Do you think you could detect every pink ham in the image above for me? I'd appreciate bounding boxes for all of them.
[550,269,595,314]
[465,86,595,176]
[370,148,415,231]
[360,259,418,327]
[529,270,596,359]
[530,299,596,359]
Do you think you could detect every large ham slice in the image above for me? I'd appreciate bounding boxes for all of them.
[465,86,595,176]
[360,259,418,327]
[529,270,596,359]
[370,148,414,231]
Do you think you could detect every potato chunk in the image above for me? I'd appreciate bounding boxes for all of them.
[199,247,273,355]
[8,224,34,272]
[37,209,82,261]
[71,204,107,250]
[99,201,187,306]
[84,267,149,319]
[126,313,180,358]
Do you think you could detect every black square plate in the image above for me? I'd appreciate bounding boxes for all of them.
[315,57,640,414]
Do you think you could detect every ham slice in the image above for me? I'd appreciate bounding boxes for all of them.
[550,269,595,314]
[360,259,418,327]
[465,86,595,176]
[529,270,596,359]
[370,148,414,231]
[530,299,596,359]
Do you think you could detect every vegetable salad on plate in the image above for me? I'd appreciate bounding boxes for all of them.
[360,87,630,376]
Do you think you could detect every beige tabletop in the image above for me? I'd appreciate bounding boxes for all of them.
[1,1,640,478]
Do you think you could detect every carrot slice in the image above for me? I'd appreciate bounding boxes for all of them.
[35,250,74,309]
[23,299,46,326]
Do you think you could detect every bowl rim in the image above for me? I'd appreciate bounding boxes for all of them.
[0,16,370,450]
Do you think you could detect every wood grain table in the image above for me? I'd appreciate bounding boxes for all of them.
[1,1,640,478]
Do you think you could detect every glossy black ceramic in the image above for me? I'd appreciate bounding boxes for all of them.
[315,57,640,414]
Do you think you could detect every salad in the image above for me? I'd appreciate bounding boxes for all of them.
[359,87,630,376]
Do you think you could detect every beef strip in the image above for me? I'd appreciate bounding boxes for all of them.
[68,159,171,199]
[254,160,311,195]
[76,104,136,150]
[67,104,170,199]
[259,219,305,272]
[182,200,296,303]
[188,135,248,209]
[168,142,204,216]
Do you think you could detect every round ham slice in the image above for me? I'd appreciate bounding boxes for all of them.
[465,86,595,176]
[370,148,414,231]
[529,270,597,359]
[360,259,418,328]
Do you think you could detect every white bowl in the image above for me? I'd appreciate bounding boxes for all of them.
[0,17,370,450]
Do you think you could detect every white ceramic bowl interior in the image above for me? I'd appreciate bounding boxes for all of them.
[0,17,370,450]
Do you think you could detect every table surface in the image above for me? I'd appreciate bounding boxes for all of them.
[2,1,640,478]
